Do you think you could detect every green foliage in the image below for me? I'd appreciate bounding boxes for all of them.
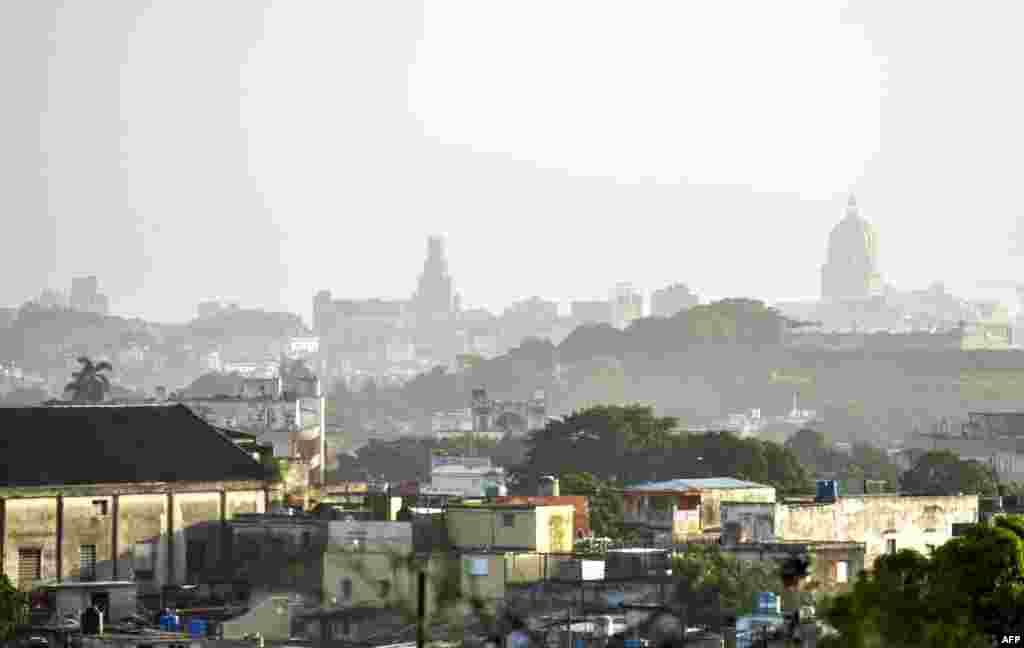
[0,574,28,640]
[820,516,1024,647]
[785,428,901,491]
[671,545,781,627]
[518,405,811,494]
[64,356,112,403]
[900,450,999,496]
[558,472,638,544]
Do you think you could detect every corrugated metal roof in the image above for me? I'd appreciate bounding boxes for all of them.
[623,477,773,491]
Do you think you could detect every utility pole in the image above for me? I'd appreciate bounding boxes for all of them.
[417,571,426,648]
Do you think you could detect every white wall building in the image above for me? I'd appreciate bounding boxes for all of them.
[429,455,506,497]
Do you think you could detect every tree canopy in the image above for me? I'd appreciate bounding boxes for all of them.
[820,515,1024,647]
[63,356,112,403]
[516,404,811,494]
[899,449,999,496]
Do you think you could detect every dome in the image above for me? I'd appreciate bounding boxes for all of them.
[821,194,882,300]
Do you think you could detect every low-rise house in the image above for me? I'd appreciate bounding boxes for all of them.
[0,403,270,601]
[227,512,328,601]
[445,504,575,553]
[721,540,866,593]
[430,455,506,498]
[720,488,979,571]
[621,478,776,545]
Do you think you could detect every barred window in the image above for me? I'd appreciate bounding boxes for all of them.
[79,545,97,581]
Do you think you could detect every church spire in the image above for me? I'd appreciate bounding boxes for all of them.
[848,193,857,208]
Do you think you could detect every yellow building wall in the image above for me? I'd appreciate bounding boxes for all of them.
[3,498,59,589]
[445,510,494,549]
[536,506,574,553]
[61,497,115,581]
[698,488,776,530]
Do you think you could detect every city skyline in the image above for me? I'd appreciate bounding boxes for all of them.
[3,2,1023,324]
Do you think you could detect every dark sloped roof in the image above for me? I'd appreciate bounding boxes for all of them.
[0,403,268,487]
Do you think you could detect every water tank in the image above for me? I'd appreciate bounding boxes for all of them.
[188,618,208,637]
[815,480,839,501]
[539,476,560,497]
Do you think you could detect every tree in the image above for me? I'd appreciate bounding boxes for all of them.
[0,574,28,641]
[558,472,636,542]
[900,450,998,496]
[63,356,113,403]
[820,516,1024,647]
[785,428,842,476]
[847,442,900,488]
[671,545,780,629]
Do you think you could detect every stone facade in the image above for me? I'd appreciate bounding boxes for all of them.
[0,482,267,592]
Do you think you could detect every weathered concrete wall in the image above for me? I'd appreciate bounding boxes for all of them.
[463,553,506,600]
[116,494,166,587]
[175,492,223,584]
[61,497,114,581]
[721,502,778,543]
[777,495,979,569]
[221,594,293,640]
[2,484,267,592]
[231,519,326,597]
[52,584,136,621]
[225,490,265,517]
[3,498,58,588]
[700,487,776,530]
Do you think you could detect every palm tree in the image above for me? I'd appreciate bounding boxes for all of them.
[64,357,113,403]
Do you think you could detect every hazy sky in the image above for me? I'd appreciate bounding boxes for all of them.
[3,1,1023,325]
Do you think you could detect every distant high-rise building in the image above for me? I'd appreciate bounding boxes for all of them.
[69,276,109,315]
[413,236,455,320]
[651,283,699,318]
[821,194,882,301]
[610,282,643,329]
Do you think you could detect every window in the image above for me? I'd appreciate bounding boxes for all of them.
[886,539,896,555]
[339,578,352,601]
[18,548,42,586]
[79,545,97,581]
[92,500,108,516]
[378,580,391,599]
[502,513,516,528]
[952,523,973,537]
[836,560,849,584]
[468,558,489,576]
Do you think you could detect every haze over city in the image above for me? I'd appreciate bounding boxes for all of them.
[3,1,1024,324]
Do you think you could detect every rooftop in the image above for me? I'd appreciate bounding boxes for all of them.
[623,477,773,492]
[0,403,267,488]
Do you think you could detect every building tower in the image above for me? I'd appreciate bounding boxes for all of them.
[821,194,882,301]
[413,236,454,319]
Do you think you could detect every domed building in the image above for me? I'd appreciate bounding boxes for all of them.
[821,194,883,301]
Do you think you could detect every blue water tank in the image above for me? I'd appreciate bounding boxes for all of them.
[189,618,208,637]
[815,480,839,501]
